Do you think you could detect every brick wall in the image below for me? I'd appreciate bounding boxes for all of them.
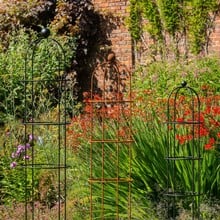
[209,16,220,56]
[92,1,220,68]
[92,0,133,69]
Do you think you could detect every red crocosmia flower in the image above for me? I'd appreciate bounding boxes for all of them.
[217,132,220,138]
[176,117,184,123]
[201,84,210,91]
[212,106,220,115]
[183,109,191,116]
[84,104,92,114]
[176,134,186,144]
[204,138,215,150]
[204,106,211,114]
[198,114,205,123]
[93,94,102,100]
[187,134,193,141]
[176,134,193,144]
[197,126,209,137]
[209,118,220,127]
[209,137,215,145]
[179,95,185,103]
[118,128,126,137]
[205,143,213,150]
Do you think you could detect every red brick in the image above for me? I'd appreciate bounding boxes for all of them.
[93,0,132,68]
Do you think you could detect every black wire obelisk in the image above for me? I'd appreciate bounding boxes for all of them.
[23,28,69,219]
[165,81,202,219]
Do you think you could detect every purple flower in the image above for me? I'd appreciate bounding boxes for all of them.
[25,143,31,149]
[10,161,17,168]
[16,145,25,156]
[29,134,34,142]
[29,134,38,142]
[11,152,16,158]
[17,144,25,150]
[23,155,30,160]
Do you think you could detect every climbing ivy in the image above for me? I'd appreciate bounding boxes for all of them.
[127,0,163,41]
[158,0,183,37]
[189,0,219,54]
[141,0,163,42]
[128,0,142,41]
[128,0,220,57]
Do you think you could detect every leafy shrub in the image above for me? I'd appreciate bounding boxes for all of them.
[0,0,117,97]
[0,28,77,123]
[133,56,220,101]
[0,0,55,48]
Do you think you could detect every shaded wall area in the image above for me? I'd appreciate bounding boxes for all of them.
[92,0,133,69]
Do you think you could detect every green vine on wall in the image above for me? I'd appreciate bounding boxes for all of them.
[128,0,220,58]
[127,0,163,41]
[129,0,142,41]
[141,0,163,42]
[189,0,219,54]
[159,0,183,37]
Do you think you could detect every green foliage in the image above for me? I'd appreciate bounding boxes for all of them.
[0,29,28,122]
[128,0,220,57]
[0,121,37,204]
[189,0,219,54]
[0,0,54,47]
[0,28,76,123]
[0,162,37,204]
[74,118,158,219]
[133,56,220,100]
[158,0,183,37]
[0,117,90,219]
[128,0,142,41]
[133,57,220,198]
[0,26,78,213]
[141,0,163,41]
[131,114,219,218]
[74,56,220,218]
[73,109,219,218]
[0,0,113,98]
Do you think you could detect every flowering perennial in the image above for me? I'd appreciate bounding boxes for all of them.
[10,134,42,168]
